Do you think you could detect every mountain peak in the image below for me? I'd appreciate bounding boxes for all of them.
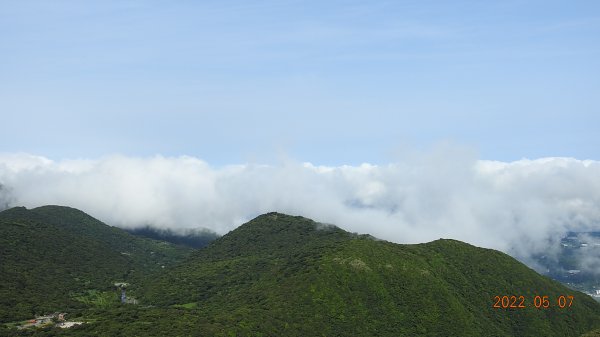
[249,211,310,223]
[198,212,351,259]
[0,206,28,218]
[144,212,600,337]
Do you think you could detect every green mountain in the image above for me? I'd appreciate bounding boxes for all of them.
[3,209,600,336]
[0,206,193,322]
[124,225,220,249]
[135,213,600,337]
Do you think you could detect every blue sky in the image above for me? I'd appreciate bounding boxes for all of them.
[1,0,599,164]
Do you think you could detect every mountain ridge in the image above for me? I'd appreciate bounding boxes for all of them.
[3,206,600,336]
[139,212,600,336]
[0,205,193,322]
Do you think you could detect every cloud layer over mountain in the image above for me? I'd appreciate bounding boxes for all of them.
[1,152,599,267]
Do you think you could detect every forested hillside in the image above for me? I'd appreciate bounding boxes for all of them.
[0,206,192,322]
[2,209,600,336]
[137,213,600,337]
[124,225,219,249]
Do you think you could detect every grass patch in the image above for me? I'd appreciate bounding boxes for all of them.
[73,290,119,308]
[172,302,199,309]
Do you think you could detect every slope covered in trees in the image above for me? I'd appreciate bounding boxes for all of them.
[137,213,600,337]
[124,225,219,249]
[0,206,192,322]
[3,209,600,336]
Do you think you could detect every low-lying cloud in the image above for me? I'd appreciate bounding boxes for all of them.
[1,152,599,269]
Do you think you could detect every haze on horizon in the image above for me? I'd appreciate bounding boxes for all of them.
[1,1,599,270]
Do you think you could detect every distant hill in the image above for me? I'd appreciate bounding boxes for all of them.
[135,213,600,337]
[124,225,219,249]
[532,231,600,296]
[0,206,192,322]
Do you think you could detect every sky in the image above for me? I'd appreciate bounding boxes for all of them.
[1,1,600,269]
[1,0,599,163]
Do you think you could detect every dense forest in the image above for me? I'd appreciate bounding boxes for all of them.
[2,207,600,336]
[124,225,219,249]
[0,206,192,322]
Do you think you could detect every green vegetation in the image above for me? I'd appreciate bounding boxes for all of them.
[2,208,600,336]
[73,290,119,308]
[125,225,220,249]
[137,213,600,337]
[0,206,192,322]
[582,328,600,337]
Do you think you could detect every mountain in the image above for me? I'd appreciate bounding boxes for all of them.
[134,213,600,337]
[0,206,193,322]
[124,225,220,249]
[3,209,600,336]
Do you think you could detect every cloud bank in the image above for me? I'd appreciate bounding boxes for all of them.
[1,152,599,267]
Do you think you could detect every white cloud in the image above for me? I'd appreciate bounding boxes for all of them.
[1,152,599,266]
